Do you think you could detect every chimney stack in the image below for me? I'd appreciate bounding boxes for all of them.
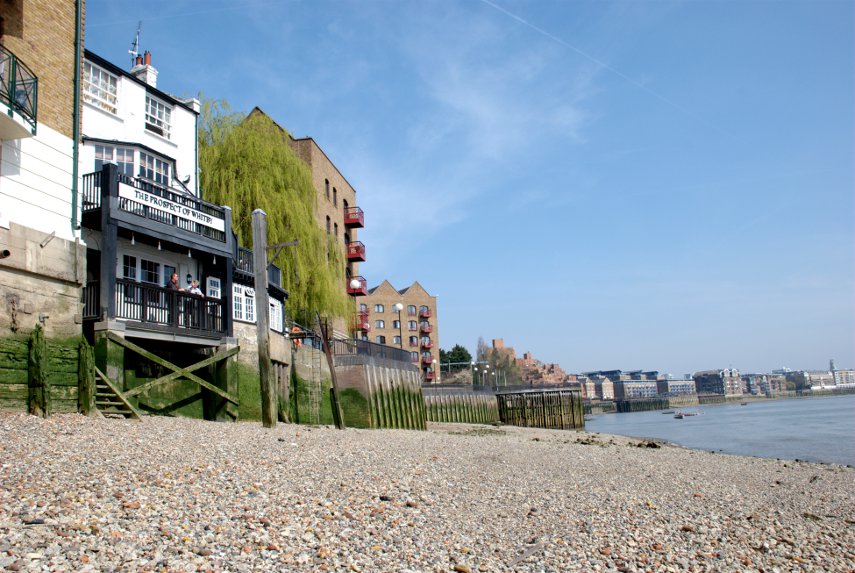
[130,49,158,88]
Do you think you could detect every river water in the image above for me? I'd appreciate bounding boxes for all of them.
[585,394,854,465]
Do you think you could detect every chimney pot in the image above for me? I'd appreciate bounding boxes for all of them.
[135,55,143,66]
[144,51,151,65]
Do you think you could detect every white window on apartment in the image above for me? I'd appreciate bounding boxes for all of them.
[145,95,172,139]
[94,145,134,177]
[83,62,118,114]
[376,335,386,344]
[269,298,283,333]
[233,285,255,323]
[374,304,384,313]
[139,152,170,186]
[375,320,385,329]
[393,335,401,345]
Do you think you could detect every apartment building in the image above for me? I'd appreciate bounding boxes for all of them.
[693,368,743,396]
[0,0,86,338]
[357,280,439,382]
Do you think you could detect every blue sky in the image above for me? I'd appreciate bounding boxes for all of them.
[85,0,854,376]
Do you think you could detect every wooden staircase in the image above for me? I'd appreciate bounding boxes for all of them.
[94,366,141,419]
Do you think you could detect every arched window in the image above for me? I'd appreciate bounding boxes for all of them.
[408,336,418,346]
[374,304,385,312]
[407,305,416,316]
[325,179,330,199]
[334,222,338,237]
[333,187,337,206]
[375,320,385,328]
[393,335,401,345]
[392,320,401,329]
[376,335,386,344]
[408,320,417,331]
[326,216,331,234]
[359,303,368,312]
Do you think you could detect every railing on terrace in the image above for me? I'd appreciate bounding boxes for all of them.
[81,171,227,243]
[343,206,364,228]
[331,338,412,364]
[0,44,38,133]
[81,281,100,320]
[114,278,226,335]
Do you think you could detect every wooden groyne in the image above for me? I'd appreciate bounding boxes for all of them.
[424,393,499,424]
[496,389,584,430]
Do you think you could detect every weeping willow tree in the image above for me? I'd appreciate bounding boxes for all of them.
[198,99,351,322]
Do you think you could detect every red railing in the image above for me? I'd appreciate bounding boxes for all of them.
[420,323,432,333]
[421,340,433,349]
[343,206,364,228]
[347,275,368,296]
[419,308,432,318]
[425,372,435,381]
[346,241,366,261]
[421,355,433,365]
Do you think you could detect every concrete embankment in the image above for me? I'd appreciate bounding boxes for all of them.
[1,414,852,572]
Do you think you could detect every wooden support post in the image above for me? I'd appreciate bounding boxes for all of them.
[77,338,95,416]
[214,340,240,422]
[318,315,345,429]
[252,209,275,429]
[27,325,49,417]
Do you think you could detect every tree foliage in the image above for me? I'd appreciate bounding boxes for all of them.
[439,344,473,371]
[198,100,351,322]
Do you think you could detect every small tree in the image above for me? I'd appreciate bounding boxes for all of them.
[439,344,472,372]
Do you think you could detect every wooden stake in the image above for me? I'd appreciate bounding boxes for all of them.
[252,209,275,429]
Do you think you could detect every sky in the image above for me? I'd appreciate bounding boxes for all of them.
[84,0,854,376]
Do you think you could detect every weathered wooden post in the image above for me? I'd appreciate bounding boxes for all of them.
[318,315,345,429]
[252,209,275,429]
[27,325,50,417]
[77,338,95,416]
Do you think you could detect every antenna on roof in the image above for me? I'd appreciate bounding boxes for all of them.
[129,21,142,65]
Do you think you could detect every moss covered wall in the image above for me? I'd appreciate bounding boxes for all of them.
[424,393,500,424]
[0,334,82,412]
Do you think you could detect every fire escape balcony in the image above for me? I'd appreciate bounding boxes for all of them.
[419,323,432,333]
[421,355,433,365]
[346,241,366,262]
[355,310,370,332]
[343,206,364,228]
[419,308,432,318]
[0,44,38,139]
[425,371,435,382]
[421,340,433,349]
[347,275,368,296]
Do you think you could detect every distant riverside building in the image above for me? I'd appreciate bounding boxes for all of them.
[656,379,696,396]
[833,369,855,386]
[357,280,438,382]
[787,370,837,390]
[613,380,659,400]
[693,369,742,396]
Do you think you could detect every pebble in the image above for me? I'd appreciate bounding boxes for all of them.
[0,414,852,572]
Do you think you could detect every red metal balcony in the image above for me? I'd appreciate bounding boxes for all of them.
[346,241,366,262]
[421,355,433,365]
[347,275,368,296]
[343,206,364,228]
[421,340,433,349]
[419,308,432,318]
[425,372,435,382]
[419,323,432,333]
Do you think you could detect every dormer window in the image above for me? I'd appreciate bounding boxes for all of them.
[145,95,171,138]
[83,62,118,114]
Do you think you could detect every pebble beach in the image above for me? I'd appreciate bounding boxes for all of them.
[1,413,852,573]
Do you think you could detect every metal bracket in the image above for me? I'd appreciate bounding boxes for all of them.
[267,239,299,269]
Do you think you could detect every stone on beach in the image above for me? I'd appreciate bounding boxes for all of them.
[0,413,852,572]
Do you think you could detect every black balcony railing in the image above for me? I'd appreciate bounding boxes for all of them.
[114,278,226,335]
[0,44,38,133]
[81,281,100,320]
[81,171,227,243]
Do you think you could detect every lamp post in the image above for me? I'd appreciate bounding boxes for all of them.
[393,302,404,348]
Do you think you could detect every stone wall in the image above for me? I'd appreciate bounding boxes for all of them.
[0,222,85,338]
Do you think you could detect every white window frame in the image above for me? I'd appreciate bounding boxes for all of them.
[269,298,283,333]
[94,145,135,177]
[374,304,385,312]
[233,284,255,323]
[139,152,171,186]
[375,319,385,329]
[83,62,118,114]
[206,277,221,299]
[145,95,172,139]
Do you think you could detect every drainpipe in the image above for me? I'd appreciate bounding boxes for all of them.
[70,0,83,232]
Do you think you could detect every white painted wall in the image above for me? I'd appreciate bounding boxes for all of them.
[0,122,77,241]
[80,56,199,195]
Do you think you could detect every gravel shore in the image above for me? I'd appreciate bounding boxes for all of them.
[1,413,852,572]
